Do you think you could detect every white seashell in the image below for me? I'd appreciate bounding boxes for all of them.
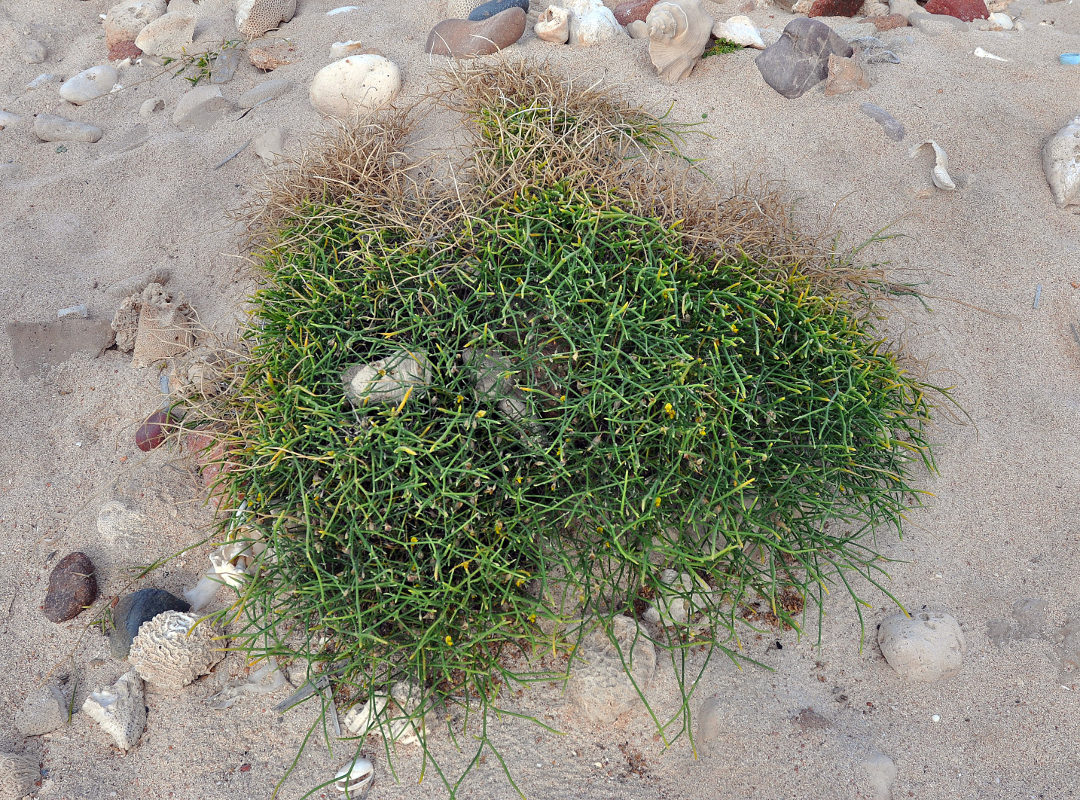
[646,0,714,83]
[711,15,764,49]
[1043,115,1080,208]
[535,5,571,43]
[334,757,374,797]
[0,752,39,800]
[626,19,648,38]
[910,140,957,191]
[342,681,425,745]
[341,348,431,405]
[15,683,72,736]
[82,670,146,751]
[128,611,225,692]
[555,0,624,45]
[986,11,1012,29]
[326,4,360,14]
[973,46,1008,61]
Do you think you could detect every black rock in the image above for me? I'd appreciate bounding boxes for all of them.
[43,552,98,623]
[468,0,528,21]
[755,18,853,99]
[109,588,190,659]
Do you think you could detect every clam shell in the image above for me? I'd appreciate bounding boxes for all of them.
[711,15,765,49]
[334,757,374,796]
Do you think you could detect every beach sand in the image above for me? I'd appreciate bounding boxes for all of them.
[1,0,1079,797]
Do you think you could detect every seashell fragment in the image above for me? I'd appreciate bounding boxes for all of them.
[973,46,1007,61]
[342,349,432,406]
[911,140,957,191]
[535,5,571,43]
[235,0,297,39]
[711,15,765,49]
[82,670,146,751]
[342,682,426,746]
[206,659,287,709]
[334,757,374,797]
[646,0,714,83]
[15,683,73,736]
[0,752,39,800]
[185,540,265,611]
[128,610,225,692]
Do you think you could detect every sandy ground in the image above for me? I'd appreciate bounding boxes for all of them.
[2,0,1080,797]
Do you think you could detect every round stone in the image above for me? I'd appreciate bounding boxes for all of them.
[876,609,965,681]
[309,55,401,119]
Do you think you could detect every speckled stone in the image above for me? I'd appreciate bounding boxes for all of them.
[43,552,98,623]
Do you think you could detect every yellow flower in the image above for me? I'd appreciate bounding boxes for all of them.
[663,402,676,419]
[409,536,418,544]
[654,496,662,507]
[494,520,504,534]
[445,635,453,646]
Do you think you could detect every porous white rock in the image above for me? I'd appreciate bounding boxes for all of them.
[0,752,39,800]
[535,5,571,43]
[235,0,297,38]
[309,55,402,119]
[82,670,146,751]
[566,615,656,724]
[134,11,196,57]
[172,85,235,130]
[1044,115,1080,209]
[876,610,965,681]
[558,0,623,45]
[15,684,72,736]
[59,65,119,105]
[129,610,225,692]
[33,114,103,143]
[105,0,167,49]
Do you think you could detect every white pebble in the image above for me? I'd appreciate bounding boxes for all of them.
[931,714,941,722]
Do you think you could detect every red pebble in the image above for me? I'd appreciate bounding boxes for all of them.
[136,409,172,452]
[808,0,863,17]
[924,0,988,20]
[871,13,910,29]
[107,40,142,61]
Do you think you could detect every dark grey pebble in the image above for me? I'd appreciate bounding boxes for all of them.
[468,0,528,21]
[109,588,189,659]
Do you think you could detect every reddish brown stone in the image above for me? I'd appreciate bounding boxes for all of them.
[248,39,299,71]
[924,0,987,20]
[870,13,910,29]
[808,0,863,16]
[613,0,659,25]
[426,7,526,58]
[108,40,143,61]
[43,552,98,623]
